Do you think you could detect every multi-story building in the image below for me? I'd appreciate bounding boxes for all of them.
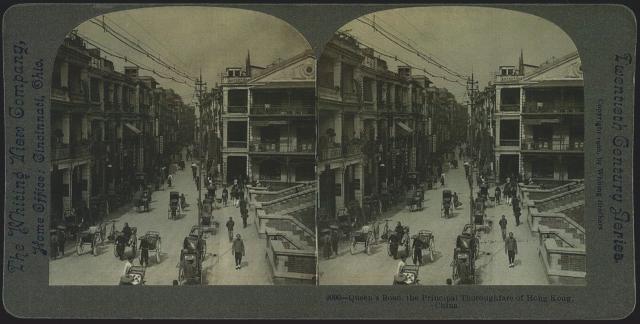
[50,32,192,226]
[493,51,584,183]
[220,50,316,186]
[317,33,437,225]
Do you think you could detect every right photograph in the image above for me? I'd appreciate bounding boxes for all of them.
[316,6,585,286]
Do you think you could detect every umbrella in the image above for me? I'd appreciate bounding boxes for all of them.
[329,225,339,230]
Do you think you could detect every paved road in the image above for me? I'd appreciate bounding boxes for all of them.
[318,156,548,285]
[50,150,273,285]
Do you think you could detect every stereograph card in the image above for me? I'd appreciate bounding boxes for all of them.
[2,3,636,319]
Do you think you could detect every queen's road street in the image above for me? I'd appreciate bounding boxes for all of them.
[318,157,548,285]
[49,150,273,285]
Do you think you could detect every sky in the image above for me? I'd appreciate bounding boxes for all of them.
[339,6,579,101]
[75,6,311,104]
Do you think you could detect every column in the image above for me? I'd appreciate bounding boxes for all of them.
[62,115,70,144]
[60,62,69,88]
[81,164,90,207]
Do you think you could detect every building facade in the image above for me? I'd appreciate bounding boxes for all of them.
[220,50,316,186]
[50,32,193,226]
[317,33,445,226]
[493,52,584,183]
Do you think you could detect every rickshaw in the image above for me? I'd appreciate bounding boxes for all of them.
[139,231,162,264]
[387,228,410,260]
[168,191,182,220]
[76,225,101,256]
[393,264,420,285]
[336,208,353,239]
[441,189,453,218]
[178,249,202,285]
[473,208,493,234]
[199,205,219,235]
[350,225,375,255]
[135,190,150,212]
[451,226,479,284]
[114,227,137,259]
[187,225,207,260]
[479,183,489,202]
[120,265,146,286]
[406,188,423,212]
[411,230,436,264]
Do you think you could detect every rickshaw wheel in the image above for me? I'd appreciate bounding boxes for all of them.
[92,235,99,256]
[113,243,119,257]
[178,268,184,284]
[452,263,459,281]
[387,242,392,256]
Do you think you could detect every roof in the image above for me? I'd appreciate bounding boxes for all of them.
[249,49,315,83]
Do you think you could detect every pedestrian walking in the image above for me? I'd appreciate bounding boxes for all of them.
[513,204,522,226]
[505,232,518,268]
[191,163,197,180]
[322,232,332,259]
[139,237,149,267]
[226,217,235,242]
[440,173,446,187]
[167,174,173,188]
[495,186,502,205]
[240,198,249,228]
[222,187,229,207]
[232,234,245,270]
[330,229,339,257]
[499,215,508,241]
[57,228,66,257]
[195,176,201,192]
[412,237,423,266]
[504,180,511,206]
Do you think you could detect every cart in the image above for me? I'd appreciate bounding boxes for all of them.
[120,265,146,285]
[441,189,452,218]
[178,250,202,285]
[76,226,100,256]
[114,227,137,259]
[406,189,423,212]
[199,205,219,235]
[135,190,150,212]
[451,228,479,284]
[393,264,420,285]
[411,230,436,264]
[350,226,375,255]
[139,231,162,264]
[387,230,410,260]
[168,191,181,220]
[186,225,207,261]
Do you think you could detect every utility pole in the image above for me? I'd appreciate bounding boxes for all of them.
[195,70,207,213]
[466,73,478,229]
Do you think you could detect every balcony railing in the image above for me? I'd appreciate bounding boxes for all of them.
[52,87,68,101]
[226,141,247,149]
[250,104,314,116]
[521,138,584,152]
[227,105,248,114]
[344,141,362,156]
[249,140,315,154]
[342,91,359,103]
[499,104,520,112]
[523,102,584,114]
[319,145,342,161]
[499,139,520,147]
[363,102,374,111]
[52,144,71,161]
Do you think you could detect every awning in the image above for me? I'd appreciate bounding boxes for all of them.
[522,118,561,125]
[251,120,288,126]
[124,123,142,135]
[396,121,414,133]
[523,80,583,88]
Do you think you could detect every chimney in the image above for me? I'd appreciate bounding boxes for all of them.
[398,66,411,78]
[124,66,139,78]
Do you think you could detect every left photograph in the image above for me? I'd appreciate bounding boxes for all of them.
[48,6,317,286]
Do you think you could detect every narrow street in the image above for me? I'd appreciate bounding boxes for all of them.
[318,155,548,285]
[50,149,273,285]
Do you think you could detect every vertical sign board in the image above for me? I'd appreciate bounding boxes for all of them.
[159,135,164,154]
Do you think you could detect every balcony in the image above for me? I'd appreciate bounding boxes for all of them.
[499,104,520,112]
[249,140,315,154]
[523,102,584,114]
[227,105,248,114]
[250,104,314,116]
[344,141,362,157]
[521,138,584,152]
[52,87,69,101]
[52,144,71,161]
[363,102,374,111]
[499,139,520,147]
[319,145,342,161]
[221,75,251,84]
[341,90,359,103]
[226,141,247,149]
